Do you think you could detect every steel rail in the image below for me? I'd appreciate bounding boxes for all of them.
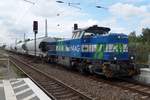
[91,76,150,98]
[10,56,93,100]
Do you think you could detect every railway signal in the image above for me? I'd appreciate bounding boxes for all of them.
[33,21,38,56]
[33,21,38,34]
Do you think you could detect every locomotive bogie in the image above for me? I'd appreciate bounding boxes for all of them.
[57,56,71,67]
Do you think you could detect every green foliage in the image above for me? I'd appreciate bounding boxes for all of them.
[129,28,150,64]
[142,28,150,43]
[129,31,137,42]
[135,44,149,63]
[129,28,150,44]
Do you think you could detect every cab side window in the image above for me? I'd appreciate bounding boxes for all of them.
[72,31,82,39]
[82,32,94,38]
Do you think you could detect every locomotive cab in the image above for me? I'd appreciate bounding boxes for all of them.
[72,24,110,39]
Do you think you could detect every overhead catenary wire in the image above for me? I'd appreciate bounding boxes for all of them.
[12,0,38,45]
[95,0,108,9]
[23,0,35,5]
[15,0,37,25]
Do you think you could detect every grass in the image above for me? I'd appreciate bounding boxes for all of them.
[0,73,3,79]
[11,62,27,78]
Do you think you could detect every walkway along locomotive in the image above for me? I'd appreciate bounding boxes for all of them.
[46,24,140,78]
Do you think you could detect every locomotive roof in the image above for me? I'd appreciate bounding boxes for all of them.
[73,25,111,34]
[57,33,128,42]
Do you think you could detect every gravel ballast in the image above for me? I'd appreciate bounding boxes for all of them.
[32,62,146,100]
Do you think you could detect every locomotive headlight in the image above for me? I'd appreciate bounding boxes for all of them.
[118,36,121,39]
[130,56,134,60]
[114,57,117,60]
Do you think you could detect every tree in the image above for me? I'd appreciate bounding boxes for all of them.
[142,28,150,43]
[128,28,150,64]
[129,31,137,42]
[129,31,136,37]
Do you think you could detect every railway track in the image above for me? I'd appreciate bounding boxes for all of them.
[9,53,150,99]
[10,56,93,100]
[90,76,150,99]
[115,79,150,99]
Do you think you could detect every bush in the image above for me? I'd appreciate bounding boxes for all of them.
[129,43,150,64]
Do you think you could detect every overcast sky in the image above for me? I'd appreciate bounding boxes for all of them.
[0,0,150,44]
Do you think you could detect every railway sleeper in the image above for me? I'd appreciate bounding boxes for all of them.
[55,92,79,100]
[52,90,73,96]
[47,82,60,86]
[51,88,67,92]
[50,86,66,90]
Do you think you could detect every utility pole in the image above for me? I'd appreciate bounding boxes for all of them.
[45,19,48,37]
[24,33,26,42]
[15,39,17,45]
[15,38,17,50]
[23,33,27,53]
[35,33,36,56]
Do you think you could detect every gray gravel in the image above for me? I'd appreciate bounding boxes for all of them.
[32,63,148,100]
[10,52,149,100]
[0,51,18,79]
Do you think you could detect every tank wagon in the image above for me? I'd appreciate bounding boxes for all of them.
[25,37,56,57]
[7,37,56,57]
[46,24,140,78]
[10,44,17,52]
[16,42,26,54]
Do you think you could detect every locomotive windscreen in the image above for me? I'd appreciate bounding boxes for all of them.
[85,25,110,34]
[39,42,48,52]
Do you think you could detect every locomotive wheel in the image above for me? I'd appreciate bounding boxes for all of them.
[128,69,137,76]
[102,64,113,78]
[77,63,86,74]
[79,67,85,74]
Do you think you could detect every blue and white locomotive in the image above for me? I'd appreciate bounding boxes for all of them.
[47,24,139,77]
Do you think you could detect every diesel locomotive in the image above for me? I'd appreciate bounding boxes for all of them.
[46,24,140,77]
[7,24,140,78]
